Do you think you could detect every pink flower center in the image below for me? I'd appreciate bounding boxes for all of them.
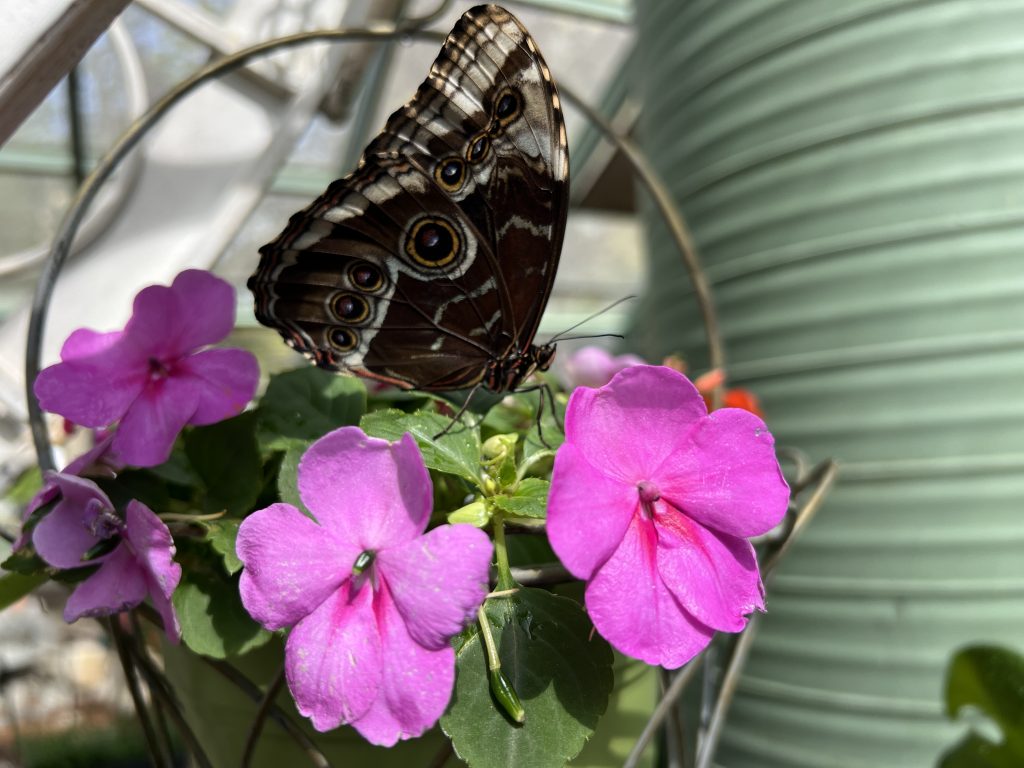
[352,549,375,576]
[148,357,171,380]
[637,481,661,519]
[637,481,660,503]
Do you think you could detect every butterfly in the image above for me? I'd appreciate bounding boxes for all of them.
[248,4,568,396]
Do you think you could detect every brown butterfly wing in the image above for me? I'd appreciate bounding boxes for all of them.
[249,4,568,391]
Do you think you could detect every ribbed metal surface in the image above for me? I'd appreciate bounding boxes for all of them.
[632,1,1024,765]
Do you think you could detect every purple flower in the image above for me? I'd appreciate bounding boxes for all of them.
[237,427,493,745]
[562,346,645,389]
[16,433,122,551]
[547,366,789,668]
[34,270,259,467]
[31,477,181,642]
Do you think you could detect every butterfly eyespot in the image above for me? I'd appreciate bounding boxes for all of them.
[467,134,490,164]
[405,217,461,268]
[331,292,369,323]
[349,261,384,292]
[435,158,465,191]
[493,89,520,124]
[329,327,357,351]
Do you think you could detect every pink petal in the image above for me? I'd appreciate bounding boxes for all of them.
[348,583,455,746]
[113,375,200,466]
[238,503,360,630]
[547,443,637,580]
[286,581,382,730]
[64,544,147,622]
[298,429,432,550]
[564,366,707,486]
[32,474,112,569]
[177,348,259,425]
[123,501,182,642]
[378,525,492,650]
[34,329,144,427]
[655,505,763,632]
[653,408,789,538]
[168,270,237,352]
[586,514,714,669]
[60,328,124,360]
[122,271,236,360]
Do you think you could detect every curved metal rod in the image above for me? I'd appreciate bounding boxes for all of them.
[558,86,725,405]
[25,24,718,467]
[25,26,449,471]
[241,665,287,768]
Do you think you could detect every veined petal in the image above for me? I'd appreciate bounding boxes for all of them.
[286,582,382,731]
[166,270,237,352]
[121,283,185,361]
[60,328,124,361]
[177,348,259,425]
[654,408,789,538]
[298,429,432,550]
[565,366,707,485]
[123,501,181,642]
[547,443,637,580]
[34,329,144,427]
[113,375,200,467]
[585,514,713,669]
[378,524,491,650]
[32,474,113,569]
[64,544,147,622]
[238,503,359,630]
[655,505,764,632]
[349,582,455,746]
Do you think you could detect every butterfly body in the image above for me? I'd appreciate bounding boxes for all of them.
[249,4,568,393]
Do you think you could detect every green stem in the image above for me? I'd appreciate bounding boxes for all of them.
[491,515,515,591]
[477,605,525,724]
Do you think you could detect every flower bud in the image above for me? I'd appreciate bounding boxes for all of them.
[447,500,490,527]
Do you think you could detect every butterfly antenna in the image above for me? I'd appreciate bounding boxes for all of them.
[545,295,636,344]
[551,332,624,343]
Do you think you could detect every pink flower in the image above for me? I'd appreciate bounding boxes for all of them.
[34,270,259,467]
[16,433,122,550]
[547,366,789,668]
[31,477,181,642]
[236,427,493,745]
[562,346,645,389]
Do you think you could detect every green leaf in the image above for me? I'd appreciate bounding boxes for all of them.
[942,645,1024,763]
[257,367,366,450]
[184,412,262,516]
[361,409,481,486]
[173,572,272,659]
[99,469,170,513]
[441,588,614,768]
[5,466,42,505]
[0,571,47,611]
[491,479,549,521]
[938,732,1021,768]
[277,440,314,518]
[1,547,48,577]
[204,519,243,575]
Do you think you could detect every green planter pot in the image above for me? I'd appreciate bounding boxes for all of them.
[632,1,1024,766]
[163,640,657,767]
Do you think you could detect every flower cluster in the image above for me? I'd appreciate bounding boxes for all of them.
[15,274,791,751]
[24,270,259,640]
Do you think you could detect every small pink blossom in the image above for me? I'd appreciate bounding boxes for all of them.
[562,346,645,389]
[34,270,259,467]
[31,477,181,642]
[237,427,493,745]
[547,366,789,668]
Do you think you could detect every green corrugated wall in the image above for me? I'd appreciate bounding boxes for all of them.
[631,1,1024,765]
